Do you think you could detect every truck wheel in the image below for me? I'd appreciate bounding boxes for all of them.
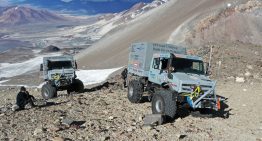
[72,79,84,93]
[41,83,57,99]
[152,90,177,119]
[128,80,143,103]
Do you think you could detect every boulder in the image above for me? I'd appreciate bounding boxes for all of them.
[33,127,43,136]
[52,137,64,141]
[143,114,163,126]
[235,77,245,83]
[42,45,60,53]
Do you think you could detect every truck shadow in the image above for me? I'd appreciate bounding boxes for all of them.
[83,81,117,93]
[174,98,232,123]
[140,95,232,124]
[141,96,152,103]
[37,101,69,108]
[57,81,117,97]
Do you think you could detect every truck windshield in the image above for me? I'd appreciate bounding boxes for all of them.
[172,58,204,75]
[48,61,73,70]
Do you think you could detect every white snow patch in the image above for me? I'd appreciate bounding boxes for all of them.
[76,67,122,85]
[36,67,121,88]
[0,57,122,88]
[0,79,35,88]
[32,49,42,54]
[0,79,9,84]
[0,80,30,87]
[0,53,61,78]
[0,84,29,87]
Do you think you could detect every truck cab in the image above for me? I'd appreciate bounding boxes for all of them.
[148,53,217,109]
[149,53,213,92]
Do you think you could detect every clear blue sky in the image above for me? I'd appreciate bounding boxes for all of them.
[0,0,153,14]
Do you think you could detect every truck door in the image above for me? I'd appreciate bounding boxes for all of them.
[149,57,169,85]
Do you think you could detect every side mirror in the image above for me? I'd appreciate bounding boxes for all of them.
[161,82,169,89]
[40,64,43,71]
[167,66,174,79]
[75,61,78,69]
[168,73,173,79]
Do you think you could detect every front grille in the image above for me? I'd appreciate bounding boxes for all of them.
[182,84,212,93]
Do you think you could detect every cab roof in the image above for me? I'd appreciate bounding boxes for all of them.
[43,56,74,62]
[153,53,203,61]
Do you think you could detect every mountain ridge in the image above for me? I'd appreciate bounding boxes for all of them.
[76,0,262,69]
[0,6,68,26]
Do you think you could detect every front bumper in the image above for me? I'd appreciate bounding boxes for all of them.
[184,82,223,111]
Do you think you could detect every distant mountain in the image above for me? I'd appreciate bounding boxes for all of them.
[0,6,68,26]
[7,0,153,15]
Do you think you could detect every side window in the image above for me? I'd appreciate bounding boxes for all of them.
[192,62,203,72]
[152,58,160,69]
[160,58,168,70]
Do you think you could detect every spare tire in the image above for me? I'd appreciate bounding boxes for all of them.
[41,83,57,99]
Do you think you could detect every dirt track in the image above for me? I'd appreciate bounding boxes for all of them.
[0,80,261,141]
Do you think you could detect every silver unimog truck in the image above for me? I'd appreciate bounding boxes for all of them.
[126,42,222,119]
[40,55,84,99]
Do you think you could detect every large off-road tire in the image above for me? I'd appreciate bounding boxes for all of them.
[41,83,57,99]
[68,79,84,94]
[127,80,143,103]
[73,79,84,93]
[152,90,177,119]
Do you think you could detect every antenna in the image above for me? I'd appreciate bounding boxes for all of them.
[208,45,213,72]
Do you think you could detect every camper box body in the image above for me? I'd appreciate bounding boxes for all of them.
[128,42,187,77]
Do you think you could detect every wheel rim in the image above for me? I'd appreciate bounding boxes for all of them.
[44,89,49,97]
[155,99,163,113]
[129,86,133,97]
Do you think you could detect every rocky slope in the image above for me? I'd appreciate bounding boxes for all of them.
[0,77,261,140]
[169,0,262,47]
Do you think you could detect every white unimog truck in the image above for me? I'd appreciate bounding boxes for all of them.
[126,42,222,119]
[40,55,84,99]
